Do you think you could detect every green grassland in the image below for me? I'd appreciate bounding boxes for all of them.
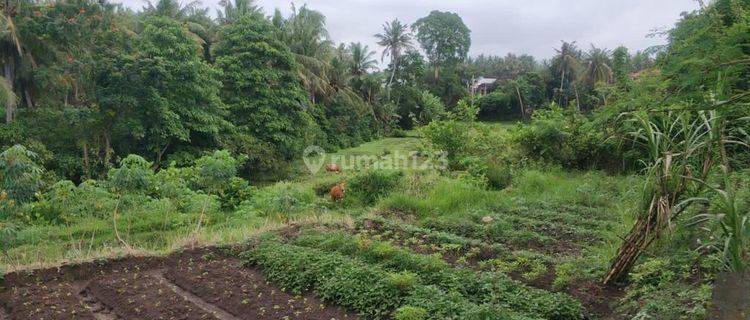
[0,128,712,319]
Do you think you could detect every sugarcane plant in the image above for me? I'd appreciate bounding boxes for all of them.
[603,110,727,285]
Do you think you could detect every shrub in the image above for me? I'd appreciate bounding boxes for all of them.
[193,150,241,195]
[0,145,44,203]
[484,162,513,190]
[390,128,408,138]
[348,170,404,205]
[394,306,428,320]
[446,98,479,122]
[108,155,154,194]
[238,182,318,219]
[478,91,515,121]
[410,91,445,126]
[421,120,469,167]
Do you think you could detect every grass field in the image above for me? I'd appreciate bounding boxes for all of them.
[0,127,709,319]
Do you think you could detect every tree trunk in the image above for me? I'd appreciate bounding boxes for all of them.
[4,63,14,123]
[603,211,659,285]
[515,85,525,120]
[24,88,33,109]
[388,57,398,87]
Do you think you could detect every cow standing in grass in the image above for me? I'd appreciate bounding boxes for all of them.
[330,183,345,202]
[325,163,342,173]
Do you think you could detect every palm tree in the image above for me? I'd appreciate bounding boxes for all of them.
[144,0,217,60]
[216,0,259,25]
[375,19,412,86]
[348,42,377,76]
[581,45,613,86]
[553,41,581,93]
[0,12,21,123]
[143,0,201,19]
[0,0,39,121]
[275,5,335,101]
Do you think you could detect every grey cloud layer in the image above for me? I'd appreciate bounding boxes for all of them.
[117,0,698,60]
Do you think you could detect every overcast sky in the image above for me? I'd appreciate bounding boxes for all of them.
[117,0,700,61]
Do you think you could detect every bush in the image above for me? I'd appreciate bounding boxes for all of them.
[484,162,513,190]
[390,128,408,138]
[238,182,319,219]
[348,170,404,205]
[394,306,428,320]
[108,155,154,194]
[478,91,515,120]
[509,103,621,170]
[420,121,469,167]
[410,91,446,127]
[193,150,241,195]
[0,145,44,203]
[446,98,479,122]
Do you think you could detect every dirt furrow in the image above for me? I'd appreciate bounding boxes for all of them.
[154,271,240,320]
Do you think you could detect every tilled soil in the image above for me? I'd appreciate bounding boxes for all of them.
[4,281,96,320]
[0,248,356,320]
[164,254,356,320]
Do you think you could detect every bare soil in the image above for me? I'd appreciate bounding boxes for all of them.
[0,248,356,320]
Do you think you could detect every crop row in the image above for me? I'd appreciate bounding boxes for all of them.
[357,216,553,282]
[289,230,583,319]
[240,235,537,320]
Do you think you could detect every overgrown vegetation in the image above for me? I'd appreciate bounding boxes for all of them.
[0,0,748,319]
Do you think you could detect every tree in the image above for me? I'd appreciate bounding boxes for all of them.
[0,0,40,121]
[611,46,632,84]
[581,45,613,87]
[375,19,412,86]
[214,15,316,169]
[274,4,335,101]
[348,42,377,77]
[0,76,16,123]
[551,41,581,106]
[217,0,260,25]
[94,17,226,168]
[411,11,471,79]
[469,53,538,81]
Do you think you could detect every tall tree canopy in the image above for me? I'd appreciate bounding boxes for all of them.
[95,17,226,167]
[411,11,471,68]
[213,14,318,169]
[375,19,412,86]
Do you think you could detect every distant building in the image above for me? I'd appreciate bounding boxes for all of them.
[470,76,498,96]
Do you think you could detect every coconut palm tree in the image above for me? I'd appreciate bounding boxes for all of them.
[553,41,581,93]
[216,0,259,25]
[0,12,21,123]
[375,19,412,86]
[0,0,39,121]
[348,42,377,76]
[581,45,614,86]
[143,0,201,19]
[275,5,335,101]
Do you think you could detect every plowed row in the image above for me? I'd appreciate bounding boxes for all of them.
[0,249,355,320]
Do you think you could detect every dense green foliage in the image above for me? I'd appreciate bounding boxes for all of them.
[0,0,749,318]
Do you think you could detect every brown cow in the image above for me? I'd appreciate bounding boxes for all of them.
[330,182,345,202]
[325,163,342,173]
